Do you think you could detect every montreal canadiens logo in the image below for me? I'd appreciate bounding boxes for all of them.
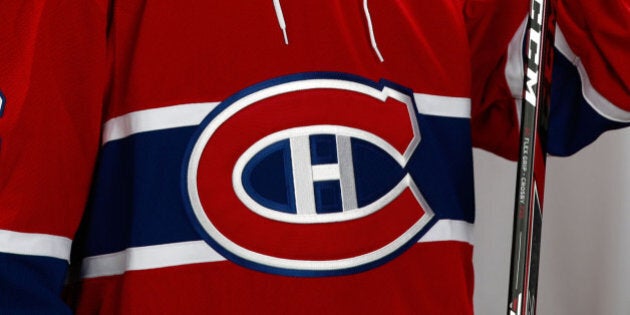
[183,73,435,276]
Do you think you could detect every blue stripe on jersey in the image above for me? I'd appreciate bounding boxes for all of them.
[548,49,630,157]
[0,253,71,314]
[77,127,201,257]
[408,114,475,223]
[77,114,474,258]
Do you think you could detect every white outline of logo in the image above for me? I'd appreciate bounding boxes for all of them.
[185,77,434,272]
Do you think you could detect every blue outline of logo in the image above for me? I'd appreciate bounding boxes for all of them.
[181,72,436,277]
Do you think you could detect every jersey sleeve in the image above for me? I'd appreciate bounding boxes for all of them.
[465,0,529,161]
[0,1,108,313]
[547,0,630,156]
[467,0,630,159]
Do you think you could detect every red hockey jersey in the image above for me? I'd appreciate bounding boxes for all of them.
[0,0,626,314]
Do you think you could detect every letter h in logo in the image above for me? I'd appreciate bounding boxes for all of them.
[290,134,357,215]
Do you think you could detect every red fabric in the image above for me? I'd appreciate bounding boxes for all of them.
[466,0,529,160]
[106,0,472,120]
[7,0,602,313]
[72,243,473,315]
[0,0,107,237]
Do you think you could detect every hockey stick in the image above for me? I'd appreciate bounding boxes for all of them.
[507,0,556,314]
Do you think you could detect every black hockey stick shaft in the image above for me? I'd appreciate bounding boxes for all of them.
[507,0,556,314]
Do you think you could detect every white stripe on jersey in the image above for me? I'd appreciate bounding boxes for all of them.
[81,240,225,279]
[80,219,473,279]
[101,93,471,145]
[102,102,220,144]
[413,94,471,119]
[505,17,529,124]
[0,229,72,262]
